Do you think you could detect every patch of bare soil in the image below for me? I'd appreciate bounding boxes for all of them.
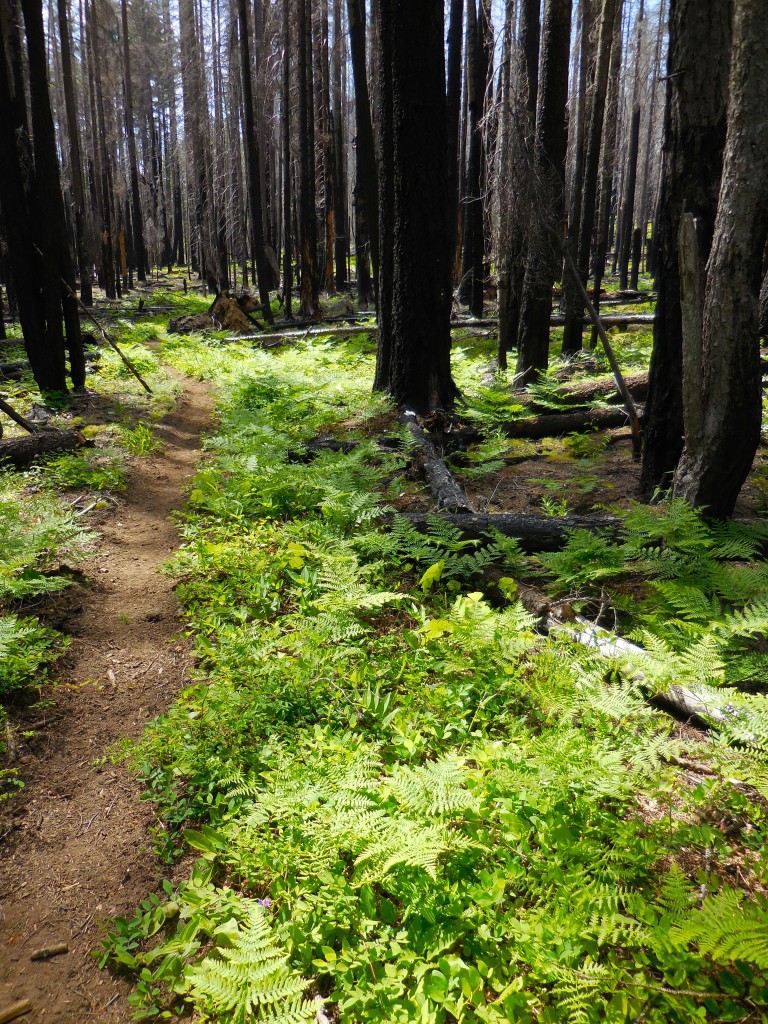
[0,375,213,1023]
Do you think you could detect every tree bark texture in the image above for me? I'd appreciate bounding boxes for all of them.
[640,0,731,497]
[399,511,620,552]
[375,0,454,413]
[516,0,573,379]
[562,0,618,355]
[459,0,491,318]
[0,429,87,469]
[120,0,147,282]
[560,0,594,357]
[673,0,768,516]
[236,0,274,322]
[297,0,319,317]
[617,0,644,291]
[590,1,624,333]
[347,0,378,302]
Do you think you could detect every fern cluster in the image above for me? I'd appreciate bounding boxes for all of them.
[102,331,768,1024]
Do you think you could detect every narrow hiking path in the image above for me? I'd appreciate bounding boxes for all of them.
[0,374,213,1023]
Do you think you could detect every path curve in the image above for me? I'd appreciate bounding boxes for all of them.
[0,374,213,1022]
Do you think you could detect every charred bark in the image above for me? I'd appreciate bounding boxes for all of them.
[640,0,731,497]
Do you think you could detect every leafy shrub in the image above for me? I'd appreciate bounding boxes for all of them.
[45,450,127,492]
[0,614,65,695]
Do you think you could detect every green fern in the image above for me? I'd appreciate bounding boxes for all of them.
[388,755,478,816]
[670,889,768,969]
[187,903,315,1023]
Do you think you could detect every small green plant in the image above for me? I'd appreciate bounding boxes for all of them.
[0,480,89,600]
[564,429,611,459]
[540,494,570,516]
[0,614,65,695]
[45,451,127,492]
[120,423,163,456]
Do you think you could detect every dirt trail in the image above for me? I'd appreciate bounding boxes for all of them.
[0,376,213,1022]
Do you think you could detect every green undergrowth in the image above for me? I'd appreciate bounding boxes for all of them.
[0,322,177,793]
[102,333,768,1023]
[0,474,91,791]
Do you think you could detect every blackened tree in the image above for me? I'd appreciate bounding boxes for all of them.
[672,0,768,516]
[516,0,573,379]
[640,0,731,496]
[374,0,455,413]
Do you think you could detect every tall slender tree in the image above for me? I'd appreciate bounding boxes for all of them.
[616,0,644,291]
[516,0,573,379]
[120,0,147,281]
[347,0,378,304]
[562,0,619,353]
[236,0,273,320]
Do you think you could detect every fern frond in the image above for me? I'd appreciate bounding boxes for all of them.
[720,598,768,640]
[389,755,478,816]
[656,865,696,924]
[354,819,451,882]
[186,903,315,1023]
[670,889,768,969]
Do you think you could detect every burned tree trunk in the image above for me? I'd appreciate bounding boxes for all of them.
[237,0,274,323]
[459,0,491,319]
[562,0,619,355]
[672,0,768,516]
[375,0,455,413]
[516,0,573,380]
[347,0,378,297]
[640,0,731,497]
[120,0,147,282]
[297,0,319,317]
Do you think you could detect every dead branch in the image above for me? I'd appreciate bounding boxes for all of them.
[397,511,619,551]
[401,412,474,513]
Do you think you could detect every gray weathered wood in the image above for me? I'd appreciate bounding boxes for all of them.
[401,412,474,513]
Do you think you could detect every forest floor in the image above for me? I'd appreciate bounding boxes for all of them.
[2,279,768,1024]
[0,371,213,1023]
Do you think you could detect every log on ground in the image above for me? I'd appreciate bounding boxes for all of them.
[550,313,655,328]
[0,361,29,380]
[549,615,748,731]
[224,323,376,345]
[516,373,649,410]
[397,511,619,551]
[0,429,89,468]
[504,406,635,439]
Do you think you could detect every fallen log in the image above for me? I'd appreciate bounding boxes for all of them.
[551,615,747,732]
[511,584,748,731]
[595,294,656,307]
[0,360,29,380]
[504,406,634,439]
[398,511,619,551]
[225,323,375,345]
[517,372,649,410]
[550,312,655,328]
[0,429,89,469]
[401,413,474,513]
